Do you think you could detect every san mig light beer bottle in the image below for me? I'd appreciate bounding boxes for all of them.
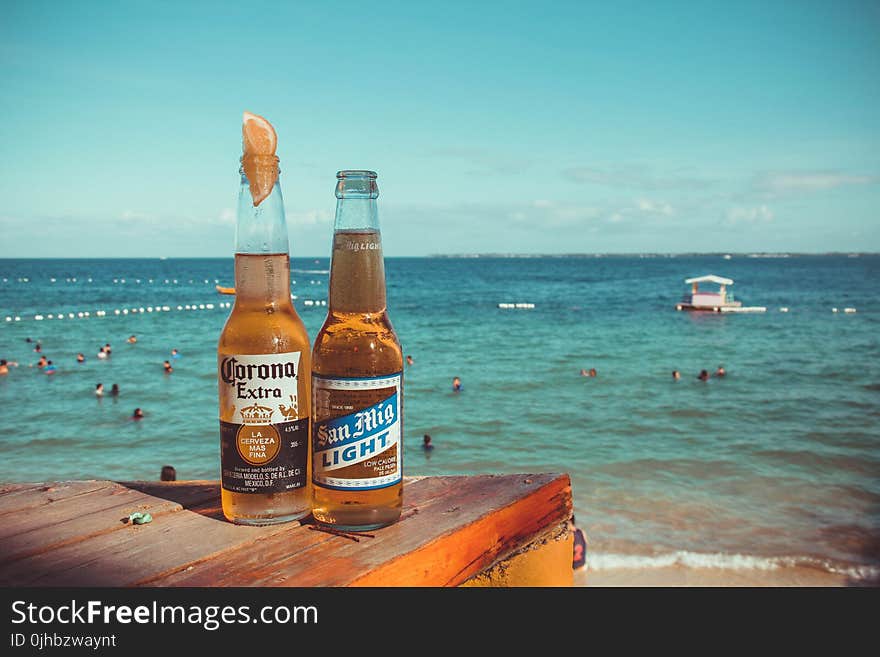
[311,170,403,531]
[217,112,311,525]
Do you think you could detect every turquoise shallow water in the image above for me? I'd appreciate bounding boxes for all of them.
[1,255,878,580]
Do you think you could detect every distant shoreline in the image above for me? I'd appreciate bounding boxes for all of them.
[0,252,877,261]
[426,252,878,258]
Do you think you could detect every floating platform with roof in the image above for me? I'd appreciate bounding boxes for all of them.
[675,275,766,313]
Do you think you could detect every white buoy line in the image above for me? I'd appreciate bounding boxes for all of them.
[2,277,325,286]
[497,302,536,309]
[4,298,334,323]
[7,301,222,324]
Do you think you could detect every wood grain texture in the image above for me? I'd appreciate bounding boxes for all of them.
[0,474,572,587]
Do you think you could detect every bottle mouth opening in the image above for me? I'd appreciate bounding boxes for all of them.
[337,170,377,180]
[336,170,379,199]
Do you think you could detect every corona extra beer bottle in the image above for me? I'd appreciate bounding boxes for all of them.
[311,170,403,531]
[217,112,311,525]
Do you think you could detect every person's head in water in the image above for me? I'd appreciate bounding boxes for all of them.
[715,365,726,377]
[423,434,433,450]
[672,370,681,380]
[160,465,176,481]
[698,369,709,381]
[452,377,462,392]
[132,408,144,419]
[95,383,104,396]
[406,355,414,366]
[588,368,597,377]
[163,360,173,373]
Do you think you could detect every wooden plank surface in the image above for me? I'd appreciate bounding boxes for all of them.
[0,473,571,587]
[0,481,112,516]
[0,482,219,567]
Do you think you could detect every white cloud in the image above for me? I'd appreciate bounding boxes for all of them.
[753,171,877,197]
[527,200,602,225]
[636,199,675,216]
[726,205,774,223]
[119,209,151,221]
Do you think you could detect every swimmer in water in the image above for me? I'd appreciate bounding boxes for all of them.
[132,408,144,420]
[95,383,104,397]
[76,353,85,363]
[163,360,173,374]
[452,376,462,392]
[672,370,681,381]
[698,369,710,381]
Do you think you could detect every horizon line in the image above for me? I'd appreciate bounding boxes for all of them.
[0,251,878,260]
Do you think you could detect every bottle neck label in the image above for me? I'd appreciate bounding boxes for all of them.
[311,373,403,491]
[339,238,381,252]
[328,230,387,313]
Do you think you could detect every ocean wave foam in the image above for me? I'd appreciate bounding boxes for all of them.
[587,551,880,581]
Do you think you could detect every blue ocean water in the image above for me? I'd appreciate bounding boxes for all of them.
[1,255,878,581]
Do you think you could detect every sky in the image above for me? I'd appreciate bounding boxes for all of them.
[1,0,879,257]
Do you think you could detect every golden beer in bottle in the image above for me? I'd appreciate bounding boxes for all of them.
[311,170,403,531]
[217,112,311,525]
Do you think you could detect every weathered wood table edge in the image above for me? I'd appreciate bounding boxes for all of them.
[0,473,573,587]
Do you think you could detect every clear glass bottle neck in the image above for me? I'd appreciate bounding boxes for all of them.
[334,197,380,231]
[334,171,380,232]
[233,169,293,310]
[235,174,289,255]
[328,172,386,314]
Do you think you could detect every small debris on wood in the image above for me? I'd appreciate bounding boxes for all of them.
[128,512,153,525]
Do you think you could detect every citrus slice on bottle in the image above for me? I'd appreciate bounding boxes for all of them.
[241,111,279,206]
[242,111,277,155]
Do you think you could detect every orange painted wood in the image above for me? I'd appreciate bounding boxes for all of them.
[149,474,477,586]
[0,474,571,587]
[350,474,571,587]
